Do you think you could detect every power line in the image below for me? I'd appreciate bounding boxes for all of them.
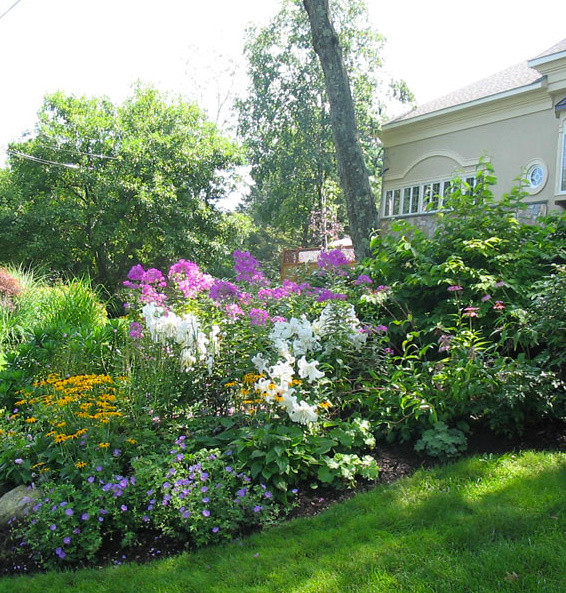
[7,149,82,170]
[0,0,23,22]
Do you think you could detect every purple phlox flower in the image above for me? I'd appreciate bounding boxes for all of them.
[128,321,143,340]
[481,294,492,302]
[447,285,464,292]
[317,249,352,275]
[463,306,479,317]
[63,537,71,545]
[270,315,286,323]
[354,274,373,285]
[209,280,241,302]
[233,250,269,286]
[253,505,263,513]
[14,458,23,465]
[126,264,146,282]
[202,509,211,517]
[315,288,347,303]
[55,547,66,559]
[249,308,270,326]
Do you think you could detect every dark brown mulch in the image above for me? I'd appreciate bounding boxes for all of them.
[1,421,564,578]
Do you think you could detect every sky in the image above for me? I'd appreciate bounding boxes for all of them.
[1,0,565,166]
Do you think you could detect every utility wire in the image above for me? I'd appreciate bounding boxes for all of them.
[7,149,83,170]
[0,0,23,22]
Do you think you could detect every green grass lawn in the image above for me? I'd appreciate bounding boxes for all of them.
[2,450,565,593]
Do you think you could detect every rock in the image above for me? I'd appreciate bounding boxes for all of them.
[0,485,43,526]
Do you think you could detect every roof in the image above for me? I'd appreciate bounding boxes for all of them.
[387,38,566,126]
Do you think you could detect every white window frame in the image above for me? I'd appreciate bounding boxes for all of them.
[382,175,476,219]
[559,119,566,195]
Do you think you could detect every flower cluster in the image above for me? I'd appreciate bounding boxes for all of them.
[233,251,269,286]
[141,303,220,371]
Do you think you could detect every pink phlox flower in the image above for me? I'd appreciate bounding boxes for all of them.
[463,306,479,317]
[447,285,464,292]
[168,259,214,298]
[223,303,244,320]
[493,301,505,310]
[481,294,492,302]
[374,285,389,292]
[249,308,270,326]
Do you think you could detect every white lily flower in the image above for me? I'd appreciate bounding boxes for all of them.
[297,356,325,382]
[288,400,318,424]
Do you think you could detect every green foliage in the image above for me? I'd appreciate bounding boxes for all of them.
[0,86,245,291]
[237,0,410,243]
[414,422,468,459]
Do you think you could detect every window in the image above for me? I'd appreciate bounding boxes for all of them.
[524,159,547,195]
[383,175,475,218]
[560,126,566,193]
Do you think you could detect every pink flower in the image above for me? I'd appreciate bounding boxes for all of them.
[447,285,463,292]
[493,301,505,310]
[463,306,479,317]
[481,294,492,302]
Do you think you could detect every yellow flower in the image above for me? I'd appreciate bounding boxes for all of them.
[224,381,238,388]
[98,442,110,449]
[75,461,87,469]
[126,438,137,445]
[25,417,37,423]
[318,401,332,409]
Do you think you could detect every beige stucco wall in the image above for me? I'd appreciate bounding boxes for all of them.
[380,87,566,225]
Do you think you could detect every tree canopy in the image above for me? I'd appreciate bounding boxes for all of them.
[0,86,246,289]
[236,0,410,247]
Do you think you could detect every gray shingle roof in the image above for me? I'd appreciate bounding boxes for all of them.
[387,39,566,125]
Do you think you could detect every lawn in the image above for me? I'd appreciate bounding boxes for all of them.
[1,449,564,593]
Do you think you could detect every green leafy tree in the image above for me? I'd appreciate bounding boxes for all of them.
[1,86,245,290]
[237,0,410,247]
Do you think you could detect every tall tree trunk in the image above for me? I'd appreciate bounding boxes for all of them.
[302,0,378,260]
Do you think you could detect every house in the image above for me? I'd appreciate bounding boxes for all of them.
[379,38,566,233]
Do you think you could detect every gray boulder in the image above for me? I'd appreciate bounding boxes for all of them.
[0,485,43,526]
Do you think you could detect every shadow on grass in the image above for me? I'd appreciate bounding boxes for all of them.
[2,451,565,593]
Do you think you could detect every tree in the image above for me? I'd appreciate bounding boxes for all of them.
[302,0,378,259]
[0,86,245,290]
[237,0,410,251]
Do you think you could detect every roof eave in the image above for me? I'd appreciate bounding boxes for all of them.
[528,49,566,68]
[382,78,546,131]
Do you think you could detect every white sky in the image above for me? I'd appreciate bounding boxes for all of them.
[0,0,565,165]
